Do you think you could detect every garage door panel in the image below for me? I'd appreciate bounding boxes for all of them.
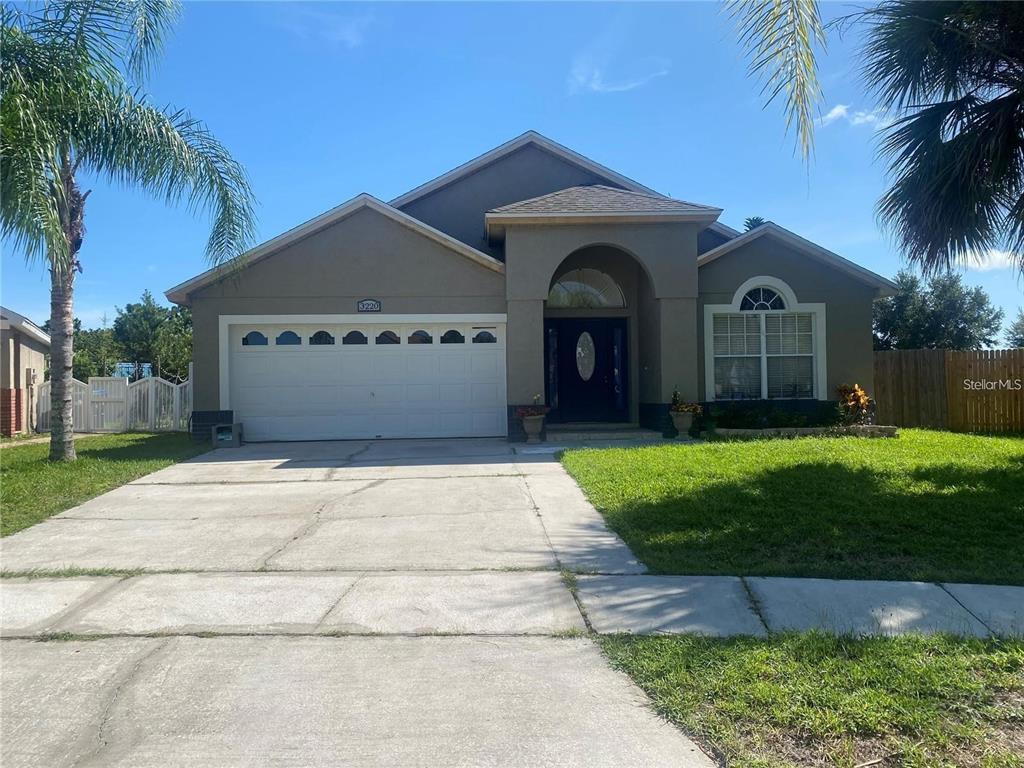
[405,355,438,378]
[438,354,469,376]
[230,321,506,440]
[371,384,405,404]
[406,383,438,402]
[439,383,468,403]
[470,382,501,405]
[371,356,406,379]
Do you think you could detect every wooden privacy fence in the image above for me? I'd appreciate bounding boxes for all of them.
[874,348,1024,432]
[35,374,192,433]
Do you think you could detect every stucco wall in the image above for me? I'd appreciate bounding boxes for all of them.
[503,221,702,405]
[188,206,507,410]
[397,144,615,258]
[697,238,879,399]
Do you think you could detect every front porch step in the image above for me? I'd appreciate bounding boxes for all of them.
[545,424,665,442]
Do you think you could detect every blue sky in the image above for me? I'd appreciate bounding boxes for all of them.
[2,1,1021,334]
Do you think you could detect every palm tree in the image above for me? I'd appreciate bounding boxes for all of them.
[863,2,1024,275]
[730,1,1024,276]
[744,216,767,231]
[1,1,256,461]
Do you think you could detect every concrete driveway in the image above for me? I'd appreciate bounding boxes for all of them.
[0,439,714,768]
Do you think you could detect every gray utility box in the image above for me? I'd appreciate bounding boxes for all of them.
[212,423,243,448]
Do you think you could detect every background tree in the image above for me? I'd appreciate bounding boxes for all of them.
[153,306,192,382]
[873,269,1004,350]
[744,216,767,231]
[733,1,1024,275]
[113,291,168,368]
[1,1,256,461]
[1006,309,1024,349]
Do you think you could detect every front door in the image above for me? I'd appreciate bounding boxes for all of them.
[544,318,628,423]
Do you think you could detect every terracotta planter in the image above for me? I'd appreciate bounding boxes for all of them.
[670,411,693,437]
[521,414,545,444]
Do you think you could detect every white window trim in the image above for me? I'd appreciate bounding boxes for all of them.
[703,277,827,401]
[218,313,506,409]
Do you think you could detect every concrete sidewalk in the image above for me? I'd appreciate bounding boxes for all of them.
[3,571,1022,639]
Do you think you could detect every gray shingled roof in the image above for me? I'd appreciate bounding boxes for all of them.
[488,185,717,216]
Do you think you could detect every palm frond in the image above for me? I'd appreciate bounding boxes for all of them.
[9,0,180,85]
[728,0,826,161]
[69,86,256,264]
[862,1,1024,274]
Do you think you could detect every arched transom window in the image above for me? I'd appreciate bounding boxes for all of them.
[548,268,626,309]
[707,277,819,401]
[740,287,785,311]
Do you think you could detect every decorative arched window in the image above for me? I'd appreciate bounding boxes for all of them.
[309,330,335,345]
[275,331,302,345]
[708,278,817,401]
[342,330,368,345]
[241,331,268,347]
[375,330,400,345]
[408,330,433,345]
[440,329,465,344]
[740,287,785,311]
[472,330,497,344]
[548,268,626,309]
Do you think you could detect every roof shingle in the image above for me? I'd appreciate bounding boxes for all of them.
[488,185,718,216]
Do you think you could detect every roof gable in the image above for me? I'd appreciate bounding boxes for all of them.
[165,195,504,305]
[389,131,659,209]
[697,222,896,295]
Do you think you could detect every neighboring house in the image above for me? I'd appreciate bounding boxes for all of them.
[0,306,49,436]
[167,131,895,442]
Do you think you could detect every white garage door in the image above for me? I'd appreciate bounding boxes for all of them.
[227,320,507,441]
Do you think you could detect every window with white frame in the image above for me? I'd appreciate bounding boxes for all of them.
[709,284,818,400]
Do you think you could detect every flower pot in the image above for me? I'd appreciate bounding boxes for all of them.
[521,414,545,444]
[670,411,693,437]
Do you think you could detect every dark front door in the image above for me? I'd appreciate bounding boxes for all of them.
[544,318,628,423]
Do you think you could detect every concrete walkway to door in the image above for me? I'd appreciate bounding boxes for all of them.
[0,438,717,768]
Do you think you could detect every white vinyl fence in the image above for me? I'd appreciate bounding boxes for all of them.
[36,373,192,433]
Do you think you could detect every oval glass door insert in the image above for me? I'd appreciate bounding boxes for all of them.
[576,331,596,381]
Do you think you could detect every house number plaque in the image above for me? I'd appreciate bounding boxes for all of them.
[357,299,381,313]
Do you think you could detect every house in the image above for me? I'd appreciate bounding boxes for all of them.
[0,306,49,437]
[166,131,895,442]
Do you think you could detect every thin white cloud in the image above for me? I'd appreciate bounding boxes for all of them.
[567,17,669,95]
[817,104,849,127]
[568,56,669,94]
[818,104,894,129]
[277,8,374,48]
[969,249,1019,272]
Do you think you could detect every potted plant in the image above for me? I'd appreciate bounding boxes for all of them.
[516,394,550,444]
[669,389,702,437]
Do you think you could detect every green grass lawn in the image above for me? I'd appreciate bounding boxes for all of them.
[601,632,1024,768]
[561,430,1024,584]
[0,433,208,536]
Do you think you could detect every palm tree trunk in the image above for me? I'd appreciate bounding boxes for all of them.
[48,154,85,462]
[48,261,76,461]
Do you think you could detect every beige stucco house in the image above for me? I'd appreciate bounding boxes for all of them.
[1,305,49,436]
[167,132,895,441]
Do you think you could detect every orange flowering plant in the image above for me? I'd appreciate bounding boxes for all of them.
[837,383,872,424]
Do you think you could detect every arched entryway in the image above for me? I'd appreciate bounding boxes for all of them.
[543,245,653,423]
